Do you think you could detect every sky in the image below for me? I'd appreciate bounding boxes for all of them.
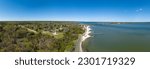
[0,0,150,22]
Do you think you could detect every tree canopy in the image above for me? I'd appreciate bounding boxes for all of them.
[0,21,84,52]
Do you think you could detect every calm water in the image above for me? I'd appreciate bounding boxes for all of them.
[81,22,150,52]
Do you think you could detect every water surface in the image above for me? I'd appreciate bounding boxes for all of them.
[81,22,150,52]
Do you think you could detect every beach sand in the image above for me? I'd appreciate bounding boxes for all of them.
[74,25,91,52]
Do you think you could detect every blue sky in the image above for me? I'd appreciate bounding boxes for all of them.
[0,0,150,22]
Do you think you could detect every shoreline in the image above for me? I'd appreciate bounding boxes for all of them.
[79,25,91,52]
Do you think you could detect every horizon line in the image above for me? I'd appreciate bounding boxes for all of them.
[0,20,150,23]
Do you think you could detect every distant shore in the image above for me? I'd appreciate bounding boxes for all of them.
[75,25,91,52]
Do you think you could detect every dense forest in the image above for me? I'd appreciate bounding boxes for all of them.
[0,21,85,52]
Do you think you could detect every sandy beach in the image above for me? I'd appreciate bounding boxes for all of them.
[75,25,91,52]
[80,25,91,52]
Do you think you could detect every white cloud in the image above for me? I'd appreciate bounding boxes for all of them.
[136,8,143,12]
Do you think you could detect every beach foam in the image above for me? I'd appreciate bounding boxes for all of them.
[82,25,91,41]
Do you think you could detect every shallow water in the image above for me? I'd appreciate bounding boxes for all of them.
[81,22,150,52]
